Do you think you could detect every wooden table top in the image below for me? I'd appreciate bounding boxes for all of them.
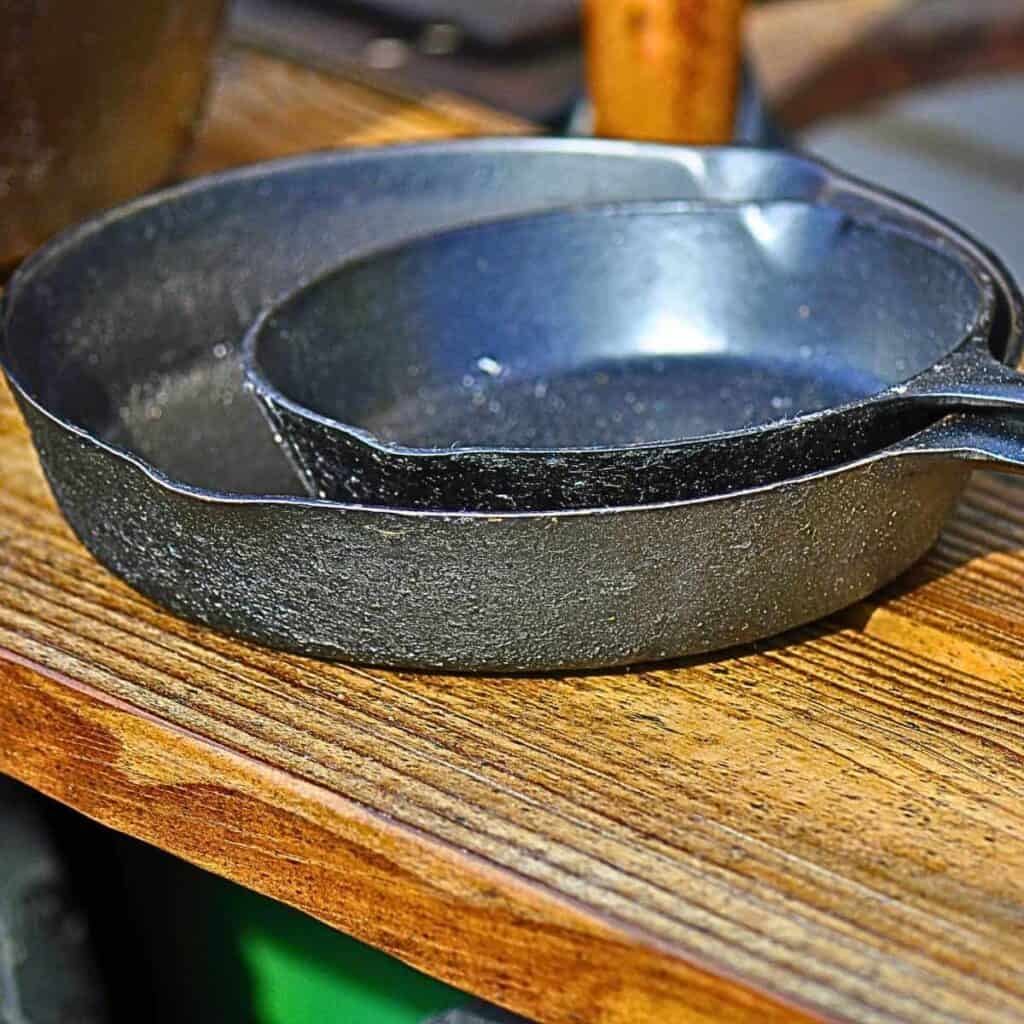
[3,16,1024,1024]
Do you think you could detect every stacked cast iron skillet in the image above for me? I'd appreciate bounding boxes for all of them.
[3,140,1024,672]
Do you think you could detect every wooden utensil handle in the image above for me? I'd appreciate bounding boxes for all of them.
[585,0,747,143]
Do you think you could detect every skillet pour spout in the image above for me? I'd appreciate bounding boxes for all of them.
[3,140,1024,672]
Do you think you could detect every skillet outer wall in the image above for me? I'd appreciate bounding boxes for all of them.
[19,393,968,672]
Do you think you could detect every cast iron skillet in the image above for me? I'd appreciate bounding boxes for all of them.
[2,140,1024,671]
[243,197,1005,511]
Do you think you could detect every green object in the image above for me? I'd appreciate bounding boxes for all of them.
[107,831,467,1024]
[235,883,466,1024]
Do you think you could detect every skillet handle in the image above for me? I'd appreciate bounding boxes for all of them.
[905,345,1024,413]
[886,411,1024,474]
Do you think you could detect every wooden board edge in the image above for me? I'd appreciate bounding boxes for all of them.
[0,651,822,1024]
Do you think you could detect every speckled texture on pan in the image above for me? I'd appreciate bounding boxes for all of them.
[242,197,1002,512]
[3,140,1023,671]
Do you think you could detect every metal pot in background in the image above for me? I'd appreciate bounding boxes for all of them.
[0,0,225,274]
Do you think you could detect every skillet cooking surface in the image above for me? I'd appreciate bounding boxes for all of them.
[243,197,1003,508]
[361,353,877,449]
[256,201,987,453]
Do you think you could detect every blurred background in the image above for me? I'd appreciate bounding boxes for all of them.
[2,1,1023,1021]
[4,0,1024,271]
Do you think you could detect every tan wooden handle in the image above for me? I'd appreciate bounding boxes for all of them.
[585,0,747,143]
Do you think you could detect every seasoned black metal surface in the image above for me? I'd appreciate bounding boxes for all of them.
[360,353,866,447]
[3,140,1023,671]
[245,198,999,509]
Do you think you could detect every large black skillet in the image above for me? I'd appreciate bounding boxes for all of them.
[2,140,1023,671]
[243,195,1010,511]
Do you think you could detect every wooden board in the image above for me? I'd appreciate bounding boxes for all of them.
[749,0,1024,130]
[585,0,747,143]
[4,29,1024,1024]
[182,48,529,178]
[746,0,907,105]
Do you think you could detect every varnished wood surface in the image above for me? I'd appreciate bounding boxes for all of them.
[4,27,1024,1024]
[5,381,1024,1024]
[183,48,529,177]
[585,0,747,143]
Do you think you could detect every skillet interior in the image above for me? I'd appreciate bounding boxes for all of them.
[1,143,1011,503]
[251,200,987,451]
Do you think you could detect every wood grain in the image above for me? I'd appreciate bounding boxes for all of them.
[585,0,747,143]
[4,30,1024,1024]
[761,0,1024,130]
[182,48,529,178]
[5,378,1024,1024]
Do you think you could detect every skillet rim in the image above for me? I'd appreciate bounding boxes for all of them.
[2,137,1022,519]
[241,195,1000,459]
